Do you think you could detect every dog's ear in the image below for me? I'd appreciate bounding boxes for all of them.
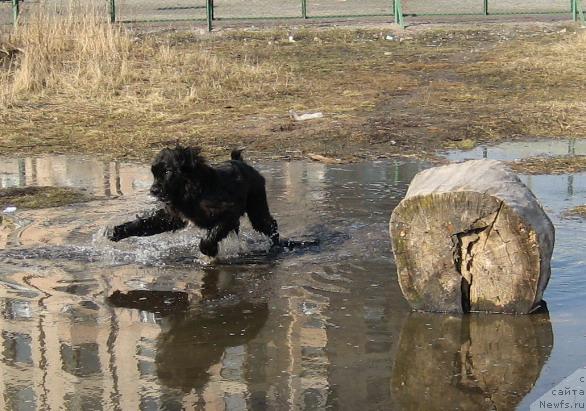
[180,146,206,172]
[231,148,245,161]
[190,146,202,156]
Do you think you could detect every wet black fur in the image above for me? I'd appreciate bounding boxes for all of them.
[108,146,279,257]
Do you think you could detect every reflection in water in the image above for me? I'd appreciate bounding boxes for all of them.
[107,285,269,396]
[392,312,553,411]
[0,154,582,410]
[445,139,586,219]
[108,290,190,315]
[156,301,269,393]
[445,138,584,163]
[0,155,150,197]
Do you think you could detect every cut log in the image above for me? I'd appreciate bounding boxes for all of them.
[389,159,554,314]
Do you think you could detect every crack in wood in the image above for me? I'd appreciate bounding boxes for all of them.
[482,201,503,250]
[453,225,489,313]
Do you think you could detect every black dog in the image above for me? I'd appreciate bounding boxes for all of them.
[108,146,281,257]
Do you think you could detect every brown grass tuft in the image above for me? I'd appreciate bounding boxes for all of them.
[564,205,586,219]
[1,0,131,104]
[509,155,586,175]
[0,0,292,108]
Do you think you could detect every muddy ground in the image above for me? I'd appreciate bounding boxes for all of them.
[1,21,585,163]
[0,186,92,209]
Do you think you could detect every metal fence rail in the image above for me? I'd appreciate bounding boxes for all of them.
[4,0,585,28]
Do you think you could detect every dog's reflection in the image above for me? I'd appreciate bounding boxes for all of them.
[391,309,553,410]
[108,289,190,315]
[107,268,270,392]
[156,300,268,392]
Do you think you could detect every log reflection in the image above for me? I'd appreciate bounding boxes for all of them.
[392,311,553,410]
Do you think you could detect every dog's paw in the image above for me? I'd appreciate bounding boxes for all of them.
[106,226,124,242]
[199,239,218,257]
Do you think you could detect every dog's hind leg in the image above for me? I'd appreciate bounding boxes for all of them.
[108,208,187,242]
[199,219,240,257]
[246,188,279,246]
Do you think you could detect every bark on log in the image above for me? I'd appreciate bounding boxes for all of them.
[390,160,554,314]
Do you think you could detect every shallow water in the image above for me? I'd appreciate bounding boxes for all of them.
[445,138,586,162]
[0,149,584,410]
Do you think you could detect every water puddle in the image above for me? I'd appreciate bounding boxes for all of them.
[0,151,584,410]
[445,138,586,162]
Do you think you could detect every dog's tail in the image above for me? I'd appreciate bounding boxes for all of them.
[231,148,245,161]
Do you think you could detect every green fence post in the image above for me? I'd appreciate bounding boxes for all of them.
[483,0,489,15]
[11,0,19,26]
[572,0,577,20]
[394,0,404,28]
[206,0,213,31]
[109,0,116,23]
[210,0,214,20]
[301,0,307,18]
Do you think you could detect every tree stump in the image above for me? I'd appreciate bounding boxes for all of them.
[389,160,554,314]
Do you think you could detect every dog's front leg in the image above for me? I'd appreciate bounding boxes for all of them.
[199,219,240,257]
[108,208,187,241]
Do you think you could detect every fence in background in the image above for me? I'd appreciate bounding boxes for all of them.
[5,0,585,29]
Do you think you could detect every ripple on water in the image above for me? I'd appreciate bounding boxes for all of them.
[0,153,584,410]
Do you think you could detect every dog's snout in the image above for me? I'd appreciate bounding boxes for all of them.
[150,185,161,197]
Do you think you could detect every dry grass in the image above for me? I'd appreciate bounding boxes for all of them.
[509,155,586,175]
[0,186,91,209]
[0,16,420,159]
[1,16,586,161]
[454,28,586,138]
[0,2,293,106]
[564,205,586,219]
[493,29,586,87]
[1,1,131,104]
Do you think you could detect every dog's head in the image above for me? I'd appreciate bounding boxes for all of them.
[150,145,211,204]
